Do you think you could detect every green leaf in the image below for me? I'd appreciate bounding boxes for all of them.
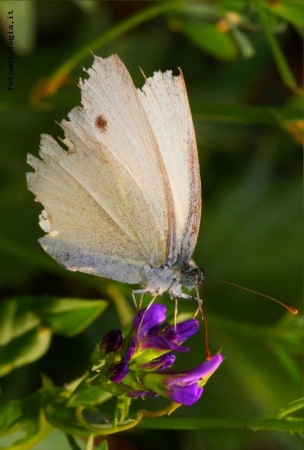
[191,101,302,130]
[264,1,304,29]
[0,296,107,376]
[257,4,298,91]
[68,382,113,408]
[271,397,304,419]
[229,23,255,58]
[95,440,108,450]
[32,0,182,101]
[41,298,107,337]
[180,22,238,61]
[0,393,54,449]
[0,327,51,377]
[0,399,23,436]
[0,1,35,55]
[73,0,99,15]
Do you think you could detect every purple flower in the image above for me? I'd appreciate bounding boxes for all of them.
[90,304,223,406]
[133,306,199,355]
[143,355,223,405]
[131,304,167,336]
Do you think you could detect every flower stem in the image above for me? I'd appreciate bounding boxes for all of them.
[138,416,303,434]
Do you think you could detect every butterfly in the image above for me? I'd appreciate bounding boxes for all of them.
[27,54,204,307]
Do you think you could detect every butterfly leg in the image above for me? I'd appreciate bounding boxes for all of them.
[174,297,178,328]
[178,292,203,320]
[136,293,159,334]
[132,289,150,311]
[194,287,203,319]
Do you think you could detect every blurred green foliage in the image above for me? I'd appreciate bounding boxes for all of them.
[0,1,302,449]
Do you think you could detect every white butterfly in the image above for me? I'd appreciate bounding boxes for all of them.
[27,54,204,306]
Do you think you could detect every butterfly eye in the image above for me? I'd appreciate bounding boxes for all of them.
[181,268,205,287]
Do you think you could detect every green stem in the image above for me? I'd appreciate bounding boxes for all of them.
[257,2,298,92]
[33,1,185,99]
[270,398,304,419]
[138,416,303,433]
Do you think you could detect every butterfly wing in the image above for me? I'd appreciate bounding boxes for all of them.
[27,55,173,283]
[27,55,200,284]
[138,69,201,266]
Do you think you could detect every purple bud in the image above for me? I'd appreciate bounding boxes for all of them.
[100,329,123,354]
[127,390,158,398]
[108,361,129,383]
[138,353,176,371]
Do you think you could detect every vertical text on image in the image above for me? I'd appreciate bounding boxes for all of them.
[7,10,14,91]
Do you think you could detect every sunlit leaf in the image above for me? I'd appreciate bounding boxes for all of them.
[0,296,107,376]
[258,4,298,91]
[73,0,99,14]
[0,327,51,377]
[264,1,304,29]
[41,298,107,336]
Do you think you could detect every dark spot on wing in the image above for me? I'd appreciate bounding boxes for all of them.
[95,115,107,132]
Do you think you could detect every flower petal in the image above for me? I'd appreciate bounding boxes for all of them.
[165,384,204,405]
[166,354,223,386]
[134,304,167,337]
[174,319,199,341]
[109,361,129,383]
[140,335,189,352]
[137,353,176,371]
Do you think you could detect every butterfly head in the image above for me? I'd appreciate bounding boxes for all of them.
[181,267,205,288]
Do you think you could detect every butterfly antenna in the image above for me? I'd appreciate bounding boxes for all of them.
[204,274,298,314]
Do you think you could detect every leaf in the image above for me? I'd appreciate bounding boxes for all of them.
[95,439,109,450]
[264,1,304,29]
[0,399,23,435]
[0,298,40,345]
[191,101,302,135]
[0,296,107,376]
[0,1,35,55]
[229,23,255,58]
[0,393,54,449]
[41,298,107,337]
[0,327,51,377]
[30,1,182,102]
[257,4,298,91]
[73,0,99,15]
[180,21,238,61]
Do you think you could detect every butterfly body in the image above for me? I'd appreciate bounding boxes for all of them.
[139,261,204,298]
